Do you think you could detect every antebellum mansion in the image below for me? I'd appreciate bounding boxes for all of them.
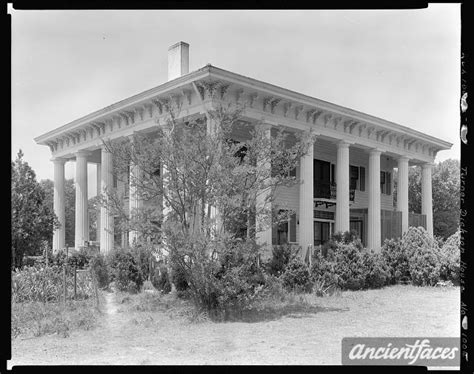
[35,42,452,254]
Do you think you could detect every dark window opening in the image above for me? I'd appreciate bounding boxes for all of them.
[350,165,359,190]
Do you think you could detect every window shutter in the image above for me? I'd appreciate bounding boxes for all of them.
[289,213,297,242]
[359,167,365,191]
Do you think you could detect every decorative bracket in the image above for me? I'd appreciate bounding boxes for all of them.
[181,89,192,105]
[283,102,293,117]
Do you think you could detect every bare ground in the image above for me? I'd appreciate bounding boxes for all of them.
[9,285,460,366]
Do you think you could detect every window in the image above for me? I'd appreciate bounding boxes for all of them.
[272,210,297,244]
[380,171,392,195]
[359,167,365,191]
[350,165,359,190]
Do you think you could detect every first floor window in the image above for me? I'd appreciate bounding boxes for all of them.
[272,210,297,245]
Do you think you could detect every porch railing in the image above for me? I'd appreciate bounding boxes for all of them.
[314,181,355,202]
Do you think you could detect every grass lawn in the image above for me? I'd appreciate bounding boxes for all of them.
[10,284,459,366]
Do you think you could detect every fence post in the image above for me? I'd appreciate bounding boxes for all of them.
[74,266,77,299]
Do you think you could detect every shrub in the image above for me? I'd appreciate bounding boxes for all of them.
[311,240,389,291]
[381,238,410,284]
[88,253,110,289]
[409,246,441,286]
[167,234,267,320]
[439,230,460,285]
[108,250,143,292]
[310,249,340,292]
[361,251,390,289]
[401,227,441,286]
[130,245,154,282]
[321,230,363,258]
[281,257,312,293]
[170,259,189,292]
[331,242,367,290]
[266,244,297,276]
[152,263,172,294]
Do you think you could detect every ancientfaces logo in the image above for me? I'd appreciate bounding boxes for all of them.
[342,337,459,366]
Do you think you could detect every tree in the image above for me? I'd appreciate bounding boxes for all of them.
[11,150,59,268]
[100,104,314,314]
[393,159,460,239]
[40,178,76,248]
[102,105,314,246]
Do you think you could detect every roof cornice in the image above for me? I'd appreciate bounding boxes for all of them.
[34,66,212,143]
[35,63,452,152]
[206,65,452,150]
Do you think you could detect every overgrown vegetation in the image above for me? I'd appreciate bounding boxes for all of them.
[11,298,100,339]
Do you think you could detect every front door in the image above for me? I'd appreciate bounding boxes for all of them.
[314,221,331,246]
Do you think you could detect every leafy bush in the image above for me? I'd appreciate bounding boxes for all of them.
[310,249,340,293]
[108,250,143,292]
[152,263,172,294]
[170,260,189,292]
[88,253,110,289]
[266,244,298,276]
[167,234,267,320]
[439,230,460,285]
[401,227,441,286]
[331,242,368,290]
[320,230,364,258]
[281,257,312,292]
[381,238,410,284]
[130,245,154,282]
[361,251,390,289]
[311,239,389,291]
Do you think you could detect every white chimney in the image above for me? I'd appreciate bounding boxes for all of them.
[168,41,189,81]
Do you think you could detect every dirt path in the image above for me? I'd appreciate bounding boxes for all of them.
[9,286,461,366]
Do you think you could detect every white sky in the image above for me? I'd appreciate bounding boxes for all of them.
[11,7,461,198]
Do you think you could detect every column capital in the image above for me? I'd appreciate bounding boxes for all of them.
[422,162,436,169]
[50,157,68,164]
[367,147,384,156]
[396,155,410,162]
[337,140,354,148]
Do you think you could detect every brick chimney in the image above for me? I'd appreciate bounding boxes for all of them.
[168,41,189,81]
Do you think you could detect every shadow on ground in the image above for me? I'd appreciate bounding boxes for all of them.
[230,304,350,323]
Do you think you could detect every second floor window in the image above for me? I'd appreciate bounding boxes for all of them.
[380,171,392,195]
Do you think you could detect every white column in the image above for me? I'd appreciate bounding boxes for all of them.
[421,163,434,237]
[299,140,314,254]
[335,141,350,234]
[74,151,89,249]
[52,158,66,252]
[128,161,142,246]
[368,149,382,251]
[100,146,114,254]
[206,113,223,236]
[162,124,173,226]
[96,164,101,243]
[397,156,410,234]
[256,124,272,253]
